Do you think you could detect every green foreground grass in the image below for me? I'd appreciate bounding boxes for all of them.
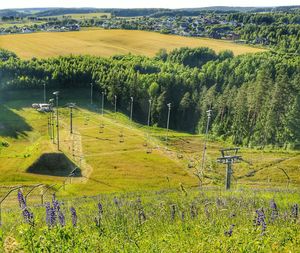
[0,188,299,252]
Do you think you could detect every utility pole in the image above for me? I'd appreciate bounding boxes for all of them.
[53,91,60,151]
[101,91,105,116]
[199,109,212,184]
[68,103,76,134]
[147,99,152,127]
[166,103,171,145]
[145,99,152,152]
[43,83,46,103]
[217,148,242,190]
[52,109,55,143]
[130,96,133,121]
[49,99,55,142]
[90,83,93,105]
[47,114,50,137]
[114,95,117,114]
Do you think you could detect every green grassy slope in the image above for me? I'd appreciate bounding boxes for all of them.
[0,89,299,204]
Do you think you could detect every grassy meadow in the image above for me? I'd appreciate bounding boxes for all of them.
[0,29,266,59]
[0,188,300,252]
[0,89,299,252]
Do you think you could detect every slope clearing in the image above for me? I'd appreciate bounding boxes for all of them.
[0,89,299,204]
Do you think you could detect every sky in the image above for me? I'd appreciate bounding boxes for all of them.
[1,0,300,9]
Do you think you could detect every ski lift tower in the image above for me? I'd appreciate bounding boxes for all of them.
[217,148,242,190]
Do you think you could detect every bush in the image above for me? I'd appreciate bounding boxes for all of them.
[1,140,9,147]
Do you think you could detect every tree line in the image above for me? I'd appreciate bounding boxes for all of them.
[0,48,299,148]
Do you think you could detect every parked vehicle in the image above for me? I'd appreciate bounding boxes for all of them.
[32,103,53,112]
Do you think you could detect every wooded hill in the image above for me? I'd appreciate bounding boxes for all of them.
[0,48,299,148]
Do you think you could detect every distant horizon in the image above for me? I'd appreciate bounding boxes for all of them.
[2,5,300,10]
[1,0,300,10]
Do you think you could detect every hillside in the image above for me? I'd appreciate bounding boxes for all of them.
[0,89,299,201]
[0,29,265,59]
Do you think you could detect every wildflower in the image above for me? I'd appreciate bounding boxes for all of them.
[224,224,235,237]
[45,202,56,227]
[181,211,185,221]
[17,190,26,209]
[22,208,34,226]
[58,211,65,227]
[95,202,104,227]
[98,202,103,217]
[254,208,267,235]
[53,199,60,212]
[70,207,77,227]
[270,199,278,221]
[17,190,34,226]
[291,204,298,221]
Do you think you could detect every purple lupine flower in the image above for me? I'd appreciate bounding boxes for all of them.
[181,211,185,221]
[95,202,104,227]
[45,202,51,225]
[70,207,77,227]
[22,208,34,226]
[50,206,56,226]
[17,190,26,209]
[53,199,60,212]
[270,199,277,209]
[254,208,267,235]
[45,202,56,227]
[58,211,65,227]
[270,199,278,221]
[224,224,235,237]
[291,204,298,221]
[98,203,103,217]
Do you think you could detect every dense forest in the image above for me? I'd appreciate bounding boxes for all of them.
[0,48,299,148]
[226,12,300,54]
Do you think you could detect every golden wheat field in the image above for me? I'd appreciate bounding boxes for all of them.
[0,29,265,59]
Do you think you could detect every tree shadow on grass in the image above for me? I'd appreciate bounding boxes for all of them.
[27,153,82,177]
[0,105,32,138]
